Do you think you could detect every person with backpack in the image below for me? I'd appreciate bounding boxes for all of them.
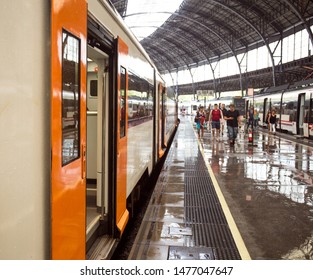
[195,106,206,139]
[209,104,223,141]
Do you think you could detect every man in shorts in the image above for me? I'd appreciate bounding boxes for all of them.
[209,104,223,141]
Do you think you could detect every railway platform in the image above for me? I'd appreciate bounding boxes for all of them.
[128,116,313,260]
[128,117,250,260]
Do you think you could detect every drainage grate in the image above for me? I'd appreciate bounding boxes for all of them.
[184,153,241,260]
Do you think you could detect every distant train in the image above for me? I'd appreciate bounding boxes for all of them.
[0,0,177,260]
[245,81,313,138]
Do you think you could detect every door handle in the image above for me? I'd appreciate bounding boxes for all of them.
[81,144,86,179]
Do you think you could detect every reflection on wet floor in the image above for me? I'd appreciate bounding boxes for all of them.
[129,117,313,260]
[198,118,313,259]
[129,117,242,260]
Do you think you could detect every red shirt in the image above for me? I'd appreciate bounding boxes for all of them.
[211,109,221,121]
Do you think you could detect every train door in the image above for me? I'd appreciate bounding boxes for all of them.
[158,82,165,157]
[245,100,250,117]
[263,98,270,125]
[51,0,87,259]
[297,93,305,135]
[309,93,313,138]
[163,87,168,147]
[86,45,110,252]
[114,37,129,236]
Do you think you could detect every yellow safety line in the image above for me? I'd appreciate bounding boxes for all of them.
[192,121,251,260]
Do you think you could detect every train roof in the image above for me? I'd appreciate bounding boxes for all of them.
[254,79,313,97]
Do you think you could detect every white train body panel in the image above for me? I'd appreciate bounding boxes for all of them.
[127,121,154,196]
[0,1,50,259]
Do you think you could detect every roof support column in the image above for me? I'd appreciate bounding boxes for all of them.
[210,0,276,87]
[188,66,196,100]
[208,59,218,94]
[235,54,244,96]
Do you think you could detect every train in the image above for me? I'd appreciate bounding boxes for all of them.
[188,82,313,140]
[245,81,313,138]
[0,0,178,260]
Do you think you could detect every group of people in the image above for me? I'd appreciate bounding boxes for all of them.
[195,103,240,146]
[266,109,277,134]
[246,106,259,131]
[246,106,277,134]
[195,103,279,145]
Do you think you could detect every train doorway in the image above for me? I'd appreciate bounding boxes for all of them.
[297,93,305,135]
[263,98,270,125]
[86,46,110,251]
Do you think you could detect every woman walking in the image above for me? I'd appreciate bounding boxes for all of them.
[268,110,277,134]
[195,106,206,139]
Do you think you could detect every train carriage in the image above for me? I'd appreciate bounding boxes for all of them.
[246,82,313,138]
[0,0,177,260]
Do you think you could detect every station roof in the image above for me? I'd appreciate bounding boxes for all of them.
[111,0,313,77]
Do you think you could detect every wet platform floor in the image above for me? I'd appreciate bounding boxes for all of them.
[128,117,313,260]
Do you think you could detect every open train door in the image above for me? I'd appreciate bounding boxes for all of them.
[51,0,87,259]
[113,37,129,237]
[263,98,270,126]
[297,93,305,135]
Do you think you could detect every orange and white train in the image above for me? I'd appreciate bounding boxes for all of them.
[0,0,178,259]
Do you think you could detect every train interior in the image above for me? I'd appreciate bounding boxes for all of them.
[86,45,110,252]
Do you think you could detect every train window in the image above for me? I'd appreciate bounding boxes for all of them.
[61,30,80,166]
[282,92,298,122]
[120,66,126,138]
[128,70,153,123]
[90,80,98,97]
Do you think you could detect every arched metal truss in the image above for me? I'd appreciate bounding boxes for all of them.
[110,0,313,91]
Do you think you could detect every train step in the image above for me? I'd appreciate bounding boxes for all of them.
[87,234,118,260]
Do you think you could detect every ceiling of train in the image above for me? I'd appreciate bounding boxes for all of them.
[110,0,313,78]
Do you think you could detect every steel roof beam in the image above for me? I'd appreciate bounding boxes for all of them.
[208,0,276,86]
[236,0,284,32]
[180,8,249,47]
[125,11,244,94]
[144,44,178,72]
[136,25,219,91]
[280,0,313,47]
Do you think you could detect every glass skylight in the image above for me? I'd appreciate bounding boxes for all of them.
[124,0,184,41]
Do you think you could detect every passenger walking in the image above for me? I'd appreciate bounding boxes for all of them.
[246,106,254,132]
[224,104,240,146]
[205,104,211,131]
[220,103,227,136]
[195,106,206,139]
[209,104,223,141]
[268,110,277,134]
[254,109,259,128]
